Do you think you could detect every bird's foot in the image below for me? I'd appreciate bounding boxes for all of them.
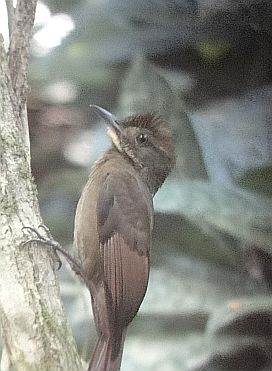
[22,225,62,270]
[22,225,84,279]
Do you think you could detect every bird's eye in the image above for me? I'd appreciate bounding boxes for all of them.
[136,133,148,145]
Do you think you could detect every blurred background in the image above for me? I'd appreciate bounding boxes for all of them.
[2,0,272,370]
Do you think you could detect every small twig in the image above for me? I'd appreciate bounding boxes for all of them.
[5,0,15,39]
[7,0,37,155]
[8,0,37,111]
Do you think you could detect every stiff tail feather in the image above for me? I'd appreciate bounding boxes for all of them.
[88,333,125,371]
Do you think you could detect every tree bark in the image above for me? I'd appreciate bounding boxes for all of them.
[0,1,83,370]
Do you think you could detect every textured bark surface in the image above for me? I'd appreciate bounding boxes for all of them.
[0,1,82,370]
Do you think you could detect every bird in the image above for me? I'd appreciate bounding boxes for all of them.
[73,106,175,371]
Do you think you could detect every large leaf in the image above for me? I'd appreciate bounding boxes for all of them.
[155,180,272,251]
[118,57,208,179]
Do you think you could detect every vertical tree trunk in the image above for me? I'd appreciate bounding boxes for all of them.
[0,1,83,370]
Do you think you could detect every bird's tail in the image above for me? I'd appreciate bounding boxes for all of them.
[88,333,125,371]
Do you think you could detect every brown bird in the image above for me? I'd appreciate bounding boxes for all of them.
[74,106,175,371]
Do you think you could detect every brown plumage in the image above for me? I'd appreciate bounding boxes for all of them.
[74,107,175,371]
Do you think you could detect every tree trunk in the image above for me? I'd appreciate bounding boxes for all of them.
[0,1,83,370]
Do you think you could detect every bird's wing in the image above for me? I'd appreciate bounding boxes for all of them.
[96,171,152,330]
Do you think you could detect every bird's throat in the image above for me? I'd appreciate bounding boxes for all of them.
[107,127,122,152]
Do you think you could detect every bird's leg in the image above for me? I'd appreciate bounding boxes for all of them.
[21,225,86,282]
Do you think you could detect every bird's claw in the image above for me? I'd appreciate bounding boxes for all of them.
[22,225,62,270]
[22,225,54,241]
[38,224,54,240]
[54,255,62,270]
[22,225,86,281]
[22,226,47,241]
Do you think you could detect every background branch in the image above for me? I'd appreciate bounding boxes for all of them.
[7,0,36,154]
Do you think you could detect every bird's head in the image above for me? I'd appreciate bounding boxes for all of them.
[91,105,175,193]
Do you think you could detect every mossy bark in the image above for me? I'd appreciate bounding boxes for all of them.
[0,1,82,370]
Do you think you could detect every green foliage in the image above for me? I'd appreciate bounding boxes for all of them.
[238,166,272,197]
[196,40,232,63]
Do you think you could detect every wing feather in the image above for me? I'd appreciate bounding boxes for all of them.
[97,172,152,331]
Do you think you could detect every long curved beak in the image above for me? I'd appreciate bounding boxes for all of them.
[90,105,122,134]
